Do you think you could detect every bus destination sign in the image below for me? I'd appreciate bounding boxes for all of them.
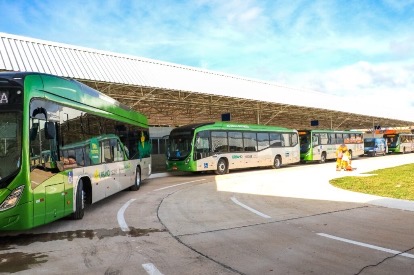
[0,91,9,104]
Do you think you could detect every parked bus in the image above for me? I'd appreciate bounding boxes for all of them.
[383,133,414,153]
[0,72,151,230]
[299,130,364,163]
[166,122,300,174]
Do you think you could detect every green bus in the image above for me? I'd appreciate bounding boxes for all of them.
[0,72,151,230]
[383,133,414,153]
[299,129,364,163]
[166,122,300,174]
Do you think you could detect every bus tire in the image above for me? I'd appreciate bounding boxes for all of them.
[319,152,326,164]
[71,180,85,220]
[272,156,282,169]
[130,167,141,191]
[215,158,227,175]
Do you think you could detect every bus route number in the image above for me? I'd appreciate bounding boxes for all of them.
[0,91,9,104]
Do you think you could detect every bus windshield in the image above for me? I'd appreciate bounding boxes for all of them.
[364,141,375,147]
[0,112,22,186]
[167,133,193,160]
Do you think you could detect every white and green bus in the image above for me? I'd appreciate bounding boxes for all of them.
[166,122,300,174]
[383,133,414,153]
[0,72,151,230]
[299,130,364,163]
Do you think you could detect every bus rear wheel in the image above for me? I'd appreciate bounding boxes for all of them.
[130,167,141,191]
[71,180,85,220]
[215,158,227,175]
[272,156,282,169]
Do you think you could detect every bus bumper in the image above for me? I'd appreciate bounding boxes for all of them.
[0,202,33,231]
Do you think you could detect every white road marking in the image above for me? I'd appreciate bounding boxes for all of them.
[153,179,206,191]
[317,233,414,259]
[142,263,164,275]
[231,196,271,219]
[117,199,136,232]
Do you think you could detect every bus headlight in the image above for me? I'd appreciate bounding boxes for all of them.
[0,186,25,211]
[185,157,190,165]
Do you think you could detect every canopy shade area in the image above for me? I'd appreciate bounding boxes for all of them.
[1,32,413,130]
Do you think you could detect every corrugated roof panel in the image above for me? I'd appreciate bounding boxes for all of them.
[13,39,30,71]
[43,45,61,75]
[144,60,166,88]
[91,53,111,82]
[62,48,81,78]
[4,39,21,71]
[129,59,149,86]
[92,52,113,82]
[0,33,412,122]
[122,58,139,85]
[53,46,73,77]
[70,49,88,79]
[0,38,12,70]
[89,52,109,82]
[36,42,55,74]
[28,42,47,73]
[83,50,100,80]
[111,54,131,84]
[79,49,96,80]
[50,46,69,76]
[68,48,87,79]
[81,51,99,80]
[108,55,128,84]
[21,41,38,72]
[47,46,65,75]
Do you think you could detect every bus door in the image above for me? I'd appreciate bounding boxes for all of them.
[112,138,133,188]
[30,118,66,225]
[312,134,321,160]
[101,139,121,197]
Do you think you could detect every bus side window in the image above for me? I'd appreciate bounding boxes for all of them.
[257,132,270,150]
[75,147,84,166]
[320,133,328,145]
[84,145,91,166]
[270,133,282,147]
[337,134,344,145]
[291,133,298,146]
[212,131,228,153]
[102,140,113,163]
[243,132,257,151]
[113,140,124,161]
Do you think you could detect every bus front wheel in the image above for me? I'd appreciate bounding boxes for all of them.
[130,167,141,191]
[215,158,228,175]
[272,156,282,169]
[319,152,326,164]
[71,180,85,220]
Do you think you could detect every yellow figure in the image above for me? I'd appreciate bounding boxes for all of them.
[336,144,348,171]
[341,149,352,171]
[141,131,145,148]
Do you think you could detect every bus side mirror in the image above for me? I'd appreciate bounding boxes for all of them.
[45,122,56,139]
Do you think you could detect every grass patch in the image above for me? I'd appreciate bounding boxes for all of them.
[330,164,414,200]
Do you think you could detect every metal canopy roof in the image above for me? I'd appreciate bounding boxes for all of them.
[1,32,413,130]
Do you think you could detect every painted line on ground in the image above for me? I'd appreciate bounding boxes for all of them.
[142,263,164,275]
[317,233,414,259]
[117,199,136,232]
[231,196,271,219]
[153,179,206,191]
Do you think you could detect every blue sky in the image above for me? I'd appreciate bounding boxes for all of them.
[1,0,414,118]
